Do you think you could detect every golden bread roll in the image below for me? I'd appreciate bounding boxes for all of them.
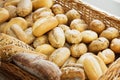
[35,44,55,56]
[32,16,58,37]
[12,52,61,80]
[61,63,85,80]
[55,14,68,24]
[76,52,94,65]
[65,30,82,44]
[4,0,20,7]
[100,27,119,41]
[49,47,70,67]
[89,19,105,34]
[66,9,81,24]
[10,24,35,44]
[81,30,98,43]
[70,43,88,58]
[33,35,48,48]
[52,4,64,14]
[5,5,17,19]
[32,0,54,10]
[33,7,52,21]
[98,49,115,64]
[4,17,28,33]
[88,37,109,53]
[58,24,70,32]
[83,54,107,80]
[0,8,9,24]
[17,0,32,17]
[62,56,77,68]
[0,0,5,7]
[110,38,120,53]
[70,19,88,32]
[48,27,65,48]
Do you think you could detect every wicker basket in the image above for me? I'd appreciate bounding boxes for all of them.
[0,0,120,80]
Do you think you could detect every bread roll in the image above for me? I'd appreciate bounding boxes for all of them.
[12,52,61,80]
[58,24,70,32]
[65,30,82,44]
[5,5,17,19]
[4,17,28,33]
[70,19,87,32]
[89,19,105,34]
[81,30,98,43]
[70,43,88,58]
[55,14,68,24]
[100,27,119,41]
[83,54,107,80]
[33,8,54,21]
[48,27,65,48]
[33,35,48,48]
[66,9,81,24]
[32,16,58,37]
[110,38,120,53]
[17,0,32,17]
[52,4,64,14]
[35,44,55,56]
[32,0,54,10]
[88,37,109,53]
[98,49,115,64]
[49,47,70,67]
[61,63,85,80]
[0,8,9,24]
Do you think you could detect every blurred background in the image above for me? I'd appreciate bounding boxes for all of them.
[82,0,120,17]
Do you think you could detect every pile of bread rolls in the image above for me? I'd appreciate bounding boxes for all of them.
[0,0,120,80]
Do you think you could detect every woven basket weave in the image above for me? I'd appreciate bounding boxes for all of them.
[0,0,120,79]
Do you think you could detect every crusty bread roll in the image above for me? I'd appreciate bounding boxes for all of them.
[55,14,68,24]
[98,49,115,64]
[17,0,32,17]
[0,8,9,24]
[49,47,70,67]
[32,0,54,10]
[66,9,81,24]
[33,35,48,48]
[0,44,47,61]
[48,27,65,48]
[65,30,82,44]
[5,5,17,19]
[33,7,54,21]
[70,43,88,58]
[3,17,28,33]
[70,19,88,32]
[89,19,105,34]
[12,52,61,80]
[58,24,70,32]
[52,4,64,15]
[83,54,107,80]
[61,63,85,80]
[35,44,55,56]
[0,33,34,50]
[32,16,58,37]
[100,27,119,41]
